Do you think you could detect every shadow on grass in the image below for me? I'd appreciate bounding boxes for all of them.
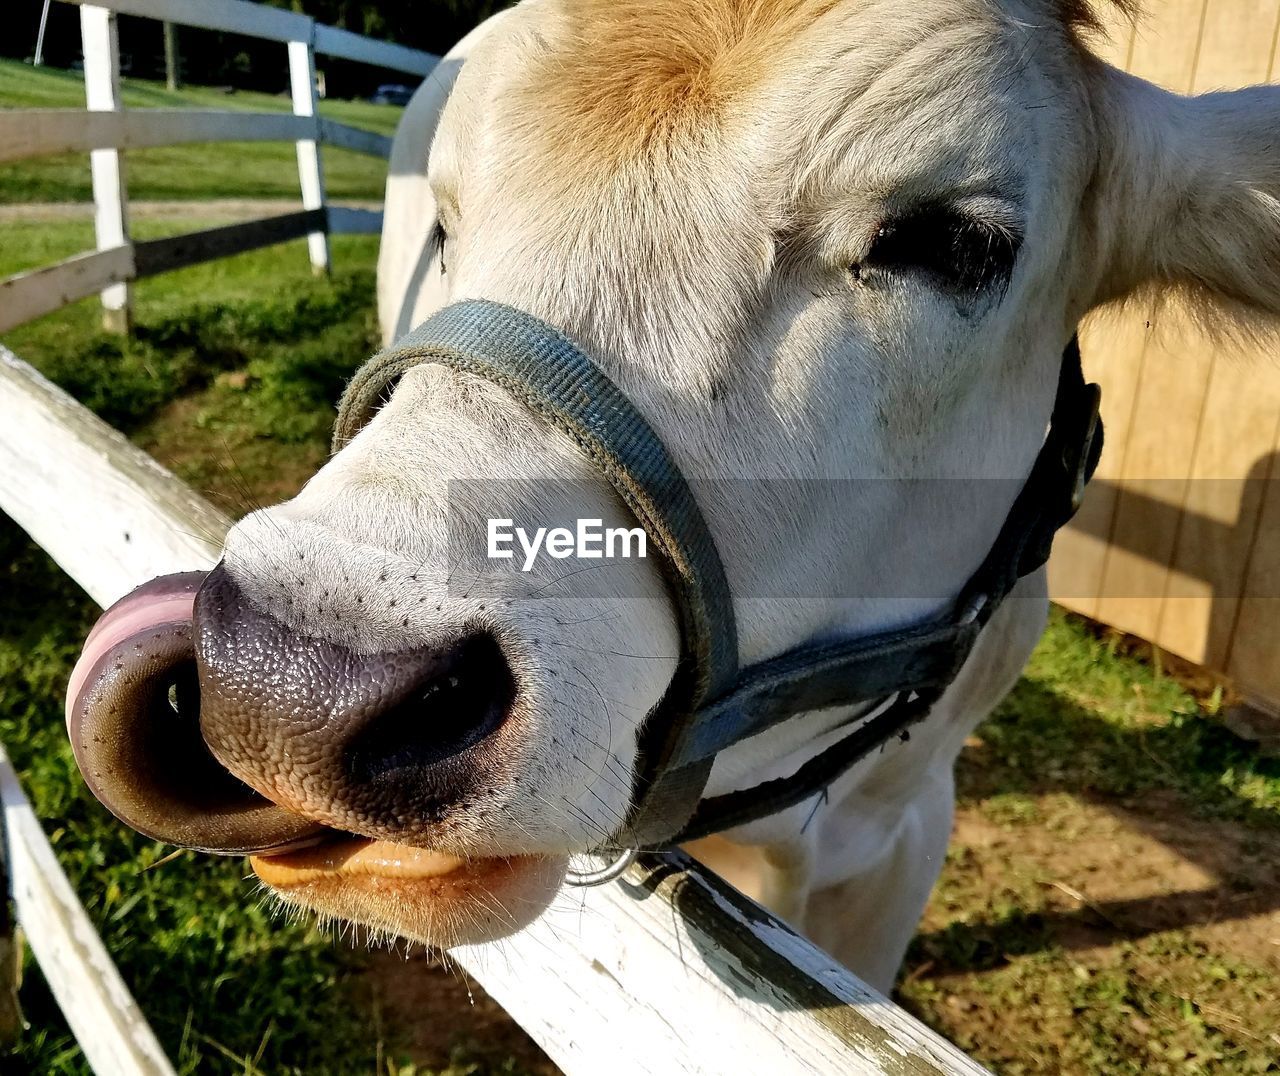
[908,675,1280,974]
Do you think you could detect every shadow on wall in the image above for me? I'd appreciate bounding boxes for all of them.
[1060,451,1280,699]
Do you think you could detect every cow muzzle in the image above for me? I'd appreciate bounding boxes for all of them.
[65,567,566,946]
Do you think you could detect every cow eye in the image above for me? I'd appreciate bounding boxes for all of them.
[857,206,1020,295]
[434,222,449,275]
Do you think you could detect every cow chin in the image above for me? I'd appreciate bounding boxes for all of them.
[250,836,568,948]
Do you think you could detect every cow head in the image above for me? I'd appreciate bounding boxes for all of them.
[68,0,1280,947]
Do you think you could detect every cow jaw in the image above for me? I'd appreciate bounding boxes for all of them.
[251,834,568,947]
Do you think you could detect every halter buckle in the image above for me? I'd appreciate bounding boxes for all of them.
[564,848,637,887]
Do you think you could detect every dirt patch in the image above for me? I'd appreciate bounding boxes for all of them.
[352,950,559,1075]
[944,793,1280,968]
[900,787,1280,1073]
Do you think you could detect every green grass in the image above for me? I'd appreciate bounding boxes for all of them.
[1,217,378,503]
[0,58,400,202]
[1,239,374,1075]
[966,615,1280,824]
[3,219,378,445]
[0,216,96,276]
[896,611,1280,1074]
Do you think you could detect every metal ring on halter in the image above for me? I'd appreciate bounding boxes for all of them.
[563,848,637,887]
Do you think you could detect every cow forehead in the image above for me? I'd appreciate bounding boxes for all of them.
[450,0,1082,216]
[433,0,1091,367]
[510,0,1085,157]
[510,0,849,160]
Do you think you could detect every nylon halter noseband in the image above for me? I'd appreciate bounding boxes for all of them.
[333,299,1102,851]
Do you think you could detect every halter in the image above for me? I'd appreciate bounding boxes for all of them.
[334,300,1102,853]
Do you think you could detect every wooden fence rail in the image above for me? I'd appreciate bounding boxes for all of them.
[0,110,392,164]
[0,0,435,335]
[0,343,988,1075]
[0,206,381,333]
[0,742,175,1076]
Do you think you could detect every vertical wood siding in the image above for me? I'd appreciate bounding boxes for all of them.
[1048,0,1280,710]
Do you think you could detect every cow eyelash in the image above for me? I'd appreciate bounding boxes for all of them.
[434,221,449,275]
[856,205,1021,296]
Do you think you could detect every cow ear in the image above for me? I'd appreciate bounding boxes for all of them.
[378,9,516,343]
[1085,65,1280,329]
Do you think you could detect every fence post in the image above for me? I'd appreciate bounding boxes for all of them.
[80,5,131,334]
[163,22,180,91]
[287,32,330,276]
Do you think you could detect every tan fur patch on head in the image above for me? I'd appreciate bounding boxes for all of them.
[521,0,1136,161]
[532,0,845,157]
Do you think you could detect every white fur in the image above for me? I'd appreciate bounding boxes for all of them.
[222,0,1280,990]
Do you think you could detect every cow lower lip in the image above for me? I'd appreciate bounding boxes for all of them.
[250,834,568,947]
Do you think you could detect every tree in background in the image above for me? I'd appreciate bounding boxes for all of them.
[262,0,509,54]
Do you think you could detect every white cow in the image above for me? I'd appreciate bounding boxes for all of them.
[68,0,1280,992]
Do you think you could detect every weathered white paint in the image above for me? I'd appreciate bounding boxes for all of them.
[0,745,175,1076]
[0,245,135,334]
[0,110,390,164]
[80,5,131,332]
[0,344,985,1075]
[288,38,329,276]
[0,348,224,607]
[457,852,992,1076]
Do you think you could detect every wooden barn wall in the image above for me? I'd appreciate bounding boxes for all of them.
[1047,0,1280,710]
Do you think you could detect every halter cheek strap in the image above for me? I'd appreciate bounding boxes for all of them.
[334,300,1102,850]
[334,300,739,843]
[675,336,1101,843]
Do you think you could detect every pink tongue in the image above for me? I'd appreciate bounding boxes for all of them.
[66,573,206,732]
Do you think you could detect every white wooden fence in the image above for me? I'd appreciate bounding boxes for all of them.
[0,741,174,1075]
[0,0,429,335]
[0,2,988,1073]
[0,355,992,1075]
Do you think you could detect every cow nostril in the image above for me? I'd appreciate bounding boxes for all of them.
[68,572,326,855]
[166,660,198,722]
[346,633,516,783]
[131,657,260,813]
